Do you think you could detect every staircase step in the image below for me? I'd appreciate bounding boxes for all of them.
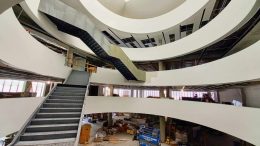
[43,103,83,108]
[52,92,85,96]
[20,130,77,141]
[39,108,82,113]
[55,88,86,91]
[53,91,86,94]
[35,112,81,118]
[56,86,86,89]
[45,99,84,104]
[26,124,78,132]
[31,118,80,125]
[49,95,84,100]
[15,138,75,145]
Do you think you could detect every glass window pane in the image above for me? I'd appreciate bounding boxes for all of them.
[0,79,4,92]
[17,81,25,92]
[10,80,19,92]
[3,80,12,92]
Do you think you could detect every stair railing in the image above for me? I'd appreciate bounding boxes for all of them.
[8,84,58,146]
[74,83,90,146]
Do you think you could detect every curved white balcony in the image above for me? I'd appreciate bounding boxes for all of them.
[90,40,260,86]
[78,0,208,34]
[84,96,260,145]
[0,10,71,79]
[21,0,259,62]
[121,0,260,61]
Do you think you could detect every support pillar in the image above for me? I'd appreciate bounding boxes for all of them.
[22,81,32,97]
[240,88,247,106]
[166,87,170,98]
[160,116,166,142]
[66,48,73,67]
[98,85,104,96]
[158,61,167,98]
[158,61,166,71]
[216,90,221,103]
[109,85,114,96]
[107,113,113,126]
[44,83,51,96]
[159,87,166,98]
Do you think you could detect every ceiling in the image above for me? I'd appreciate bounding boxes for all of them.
[98,0,185,19]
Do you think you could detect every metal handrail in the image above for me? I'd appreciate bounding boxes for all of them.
[8,84,58,146]
[74,82,90,146]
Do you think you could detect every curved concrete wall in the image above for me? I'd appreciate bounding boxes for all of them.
[0,97,44,137]
[20,0,94,55]
[80,0,206,34]
[0,10,71,79]
[22,0,259,62]
[121,0,260,61]
[90,41,260,86]
[0,0,23,14]
[84,96,260,145]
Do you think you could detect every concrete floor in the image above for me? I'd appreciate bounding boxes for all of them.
[78,122,170,146]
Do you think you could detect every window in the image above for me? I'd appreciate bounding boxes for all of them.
[143,89,159,98]
[170,90,211,100]
[169,34,175,42]
[141,38,157,47]
[102,31,120,45]
[121,37,139,48]
[3,80,12,92]
[180,24,194,32]
[0,79,25,93]
[113,88,131,97]
[31,82,46,97]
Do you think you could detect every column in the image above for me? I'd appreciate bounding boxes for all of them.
[98,85,103,96]
[160,116,166,142]
[66,48,73,67]
[22,81,32,97]
[107,113,113,127]
[240,88,247,106]
[109,85,114,96]
[158,61,166,71]
[159,87,166,98]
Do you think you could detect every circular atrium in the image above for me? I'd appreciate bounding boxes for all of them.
[0,0,259,146]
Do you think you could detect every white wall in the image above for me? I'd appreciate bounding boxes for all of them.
[84,96,260,145]
[0,97,44,137]
[0,10,71,79]
[90,41,260,86]
[244,84,260,108]
[121,0,260,61]
[97,0,125,16]
[80,0,208,34]
[219,89,242,103]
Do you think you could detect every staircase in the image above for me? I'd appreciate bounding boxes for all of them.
[11,84,86,146]
[38,0,146,82]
